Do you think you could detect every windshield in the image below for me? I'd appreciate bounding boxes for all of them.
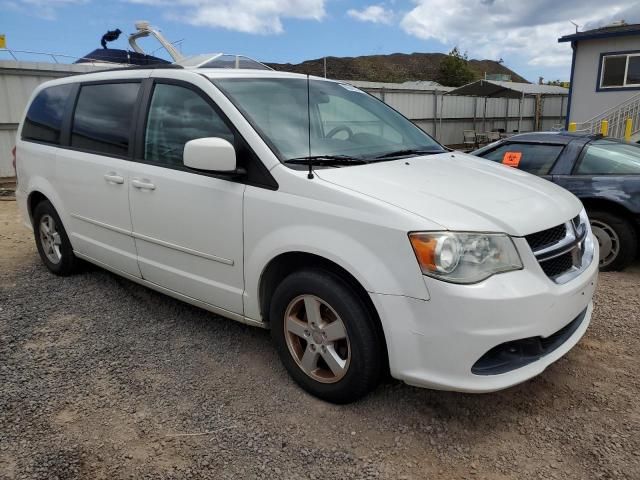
[213,78,444,164]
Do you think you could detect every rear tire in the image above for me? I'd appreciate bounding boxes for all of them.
[588,209,637,271]
[270,269,383,404]
[33,200,80,276]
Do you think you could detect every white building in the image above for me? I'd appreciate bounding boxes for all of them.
[559,22,640,139]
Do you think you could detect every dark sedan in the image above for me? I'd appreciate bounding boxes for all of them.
[472,132,640,271]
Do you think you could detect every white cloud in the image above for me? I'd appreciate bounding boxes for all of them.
[10,0,326,32]
[400,0,640,69]
[347,5,394,24]
[127,0,326,34]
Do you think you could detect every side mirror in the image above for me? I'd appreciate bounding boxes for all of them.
[183,137,237,173]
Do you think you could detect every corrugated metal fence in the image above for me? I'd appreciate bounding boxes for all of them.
[367,89,567,146]
[0,61,567,177]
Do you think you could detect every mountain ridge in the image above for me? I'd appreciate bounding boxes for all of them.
[266,52,529,85]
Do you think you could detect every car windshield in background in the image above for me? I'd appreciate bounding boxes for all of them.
[213,78,444,164]
[577,139,640,175]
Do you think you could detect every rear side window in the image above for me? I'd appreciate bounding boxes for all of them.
[22,84,73,145]
[481,142,564,175]
[71,82,140,157]
[576,140,640,175]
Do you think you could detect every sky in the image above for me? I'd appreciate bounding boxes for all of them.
[1,0,639,82]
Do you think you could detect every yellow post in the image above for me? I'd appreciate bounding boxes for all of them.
[568,122,577,132]
[600,120,609,136]
[624,118,633,142]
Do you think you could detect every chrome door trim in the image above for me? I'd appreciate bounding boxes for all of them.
[132,232,235,266]
[71,213,132,236]
[71,213,234,266]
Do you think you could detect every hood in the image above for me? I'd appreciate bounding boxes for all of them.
[314,152,582,236]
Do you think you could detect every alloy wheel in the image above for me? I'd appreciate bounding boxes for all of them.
[39,214,62,264]
[283,294,351,384]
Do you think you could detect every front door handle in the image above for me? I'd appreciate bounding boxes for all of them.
[131,178,156,191]
[104,173,124,184]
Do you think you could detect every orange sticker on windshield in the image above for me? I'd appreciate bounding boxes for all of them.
[502,151,522,167]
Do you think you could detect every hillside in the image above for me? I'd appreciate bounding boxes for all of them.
[266,52,528,85]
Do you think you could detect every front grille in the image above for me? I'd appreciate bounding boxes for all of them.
[525,224,567,251]
[525,215,592,284]
[540,251,574,278]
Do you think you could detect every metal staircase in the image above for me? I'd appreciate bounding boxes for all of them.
[576,92,640,140]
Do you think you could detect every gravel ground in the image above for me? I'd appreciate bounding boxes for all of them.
[1,199,639,479]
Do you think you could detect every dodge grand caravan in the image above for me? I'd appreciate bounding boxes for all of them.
[15,67,598,403]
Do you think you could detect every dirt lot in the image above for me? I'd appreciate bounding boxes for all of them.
[0,199,639,479]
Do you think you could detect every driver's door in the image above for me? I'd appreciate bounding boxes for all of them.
[128,80,245,314]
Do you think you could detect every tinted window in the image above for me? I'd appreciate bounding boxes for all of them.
[601,56,626,88]
[577,140,640,175]
[481,142,564,175]
[71,83,140,156]
[22,84,73,145]
[144,83,234,166]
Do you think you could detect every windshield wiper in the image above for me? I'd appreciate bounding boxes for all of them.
[373,148,444,160]
[284,155,368,166]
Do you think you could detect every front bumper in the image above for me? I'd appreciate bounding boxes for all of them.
[371,238,598,393]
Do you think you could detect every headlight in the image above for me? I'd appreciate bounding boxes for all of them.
[408,232,523,284]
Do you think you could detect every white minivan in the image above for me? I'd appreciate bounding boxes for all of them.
[15,66,598,403]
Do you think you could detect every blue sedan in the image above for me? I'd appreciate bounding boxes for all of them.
[473,132,640,271]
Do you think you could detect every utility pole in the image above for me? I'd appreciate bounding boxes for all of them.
[323,57,327,78]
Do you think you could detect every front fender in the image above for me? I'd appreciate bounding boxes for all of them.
[243,224,429,321]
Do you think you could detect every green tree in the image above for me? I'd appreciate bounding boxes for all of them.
[437,47,476,87]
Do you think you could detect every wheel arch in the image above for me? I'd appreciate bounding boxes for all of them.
[581,197,640,232]
[258,251,389,371]
[24,173,67,226]
[27,190,49,224]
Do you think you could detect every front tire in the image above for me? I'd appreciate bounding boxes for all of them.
[588,209,637,271]
[33,200,79,276]
[270,269,383,404]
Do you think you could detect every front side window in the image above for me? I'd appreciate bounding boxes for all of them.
[576,139,640,175]
[481,143,564,175]
[22,84,73,145]
[71,82,140,157]
[600,53,640,88]
[213,78,443,163]
[144,83,234,167]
